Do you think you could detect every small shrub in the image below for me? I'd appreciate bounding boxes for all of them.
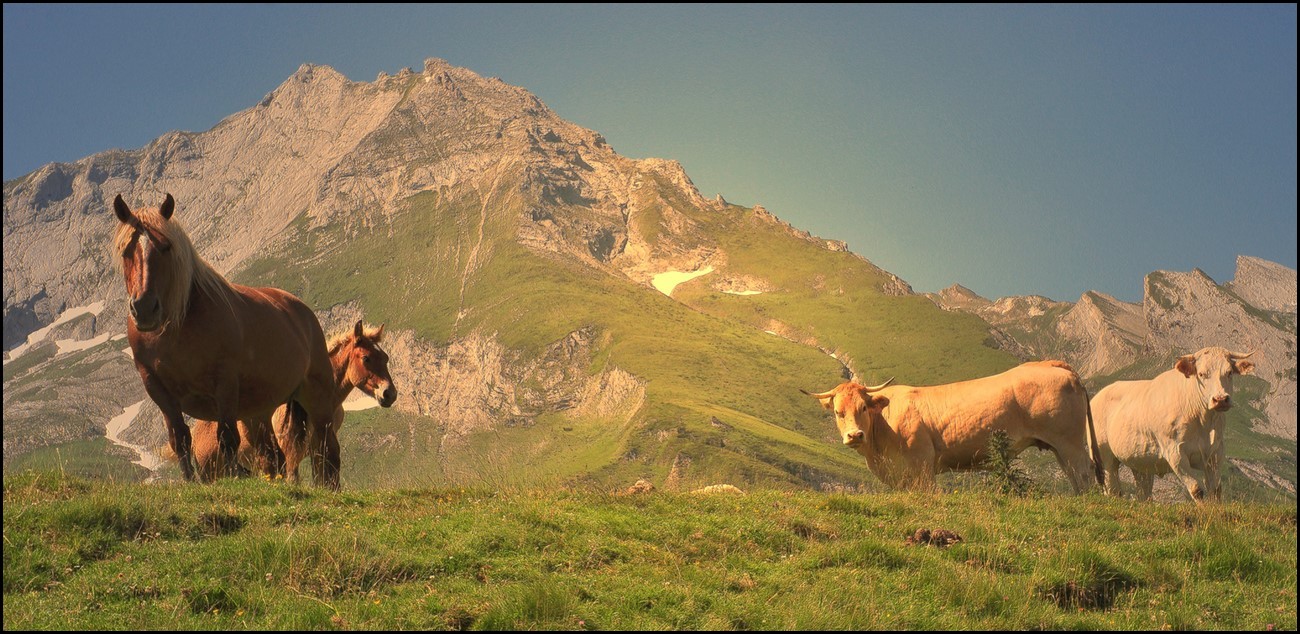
[980,431,1035,497]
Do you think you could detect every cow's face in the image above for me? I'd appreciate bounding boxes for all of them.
[808,383,890,447]
[1174,347,1255,412]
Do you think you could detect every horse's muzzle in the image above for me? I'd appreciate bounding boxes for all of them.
[130,295,162,331]
[378,385,398,408]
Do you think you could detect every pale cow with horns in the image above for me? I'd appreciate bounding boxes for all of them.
[1090,347,1255,502]
[805,360,1102,492]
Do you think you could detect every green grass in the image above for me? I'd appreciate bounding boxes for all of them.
[4,471,1295,630]
[671,201,1017,385]
[7,439,151,483]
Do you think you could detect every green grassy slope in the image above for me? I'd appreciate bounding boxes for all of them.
[4,472,1295,630]
[672,201,1016,385]
[228,173,1022,492]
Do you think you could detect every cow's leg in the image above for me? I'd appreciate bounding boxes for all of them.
[1102,454,1124,497]
[1167,448,1208,503]
[1170,454,1206,504]
[1049,446,1094,494]
[1133,470,1155,501]
[1205,446,1224,502]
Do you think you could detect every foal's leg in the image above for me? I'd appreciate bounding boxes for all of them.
[191,421,222,483]
[244,415,281,478]
[213,382,242,480]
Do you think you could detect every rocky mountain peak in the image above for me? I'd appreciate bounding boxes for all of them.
[1228,255,1297,314]
[940,284,989,306]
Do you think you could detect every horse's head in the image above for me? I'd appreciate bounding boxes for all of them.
[339,320,398,407]
[112,194,191,332]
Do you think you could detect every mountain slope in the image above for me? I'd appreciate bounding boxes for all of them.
[3,59,1018,491]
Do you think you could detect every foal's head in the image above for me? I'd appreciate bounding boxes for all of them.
[331,320,398,407]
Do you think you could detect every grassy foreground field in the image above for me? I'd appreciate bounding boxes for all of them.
[3,471,1295,630]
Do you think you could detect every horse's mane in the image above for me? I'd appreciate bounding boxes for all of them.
[113,205,234,327]
[326,323,385,357]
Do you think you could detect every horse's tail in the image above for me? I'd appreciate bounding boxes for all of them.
[282,399,309,451]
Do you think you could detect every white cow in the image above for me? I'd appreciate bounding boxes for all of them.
[1091,347,1255,502]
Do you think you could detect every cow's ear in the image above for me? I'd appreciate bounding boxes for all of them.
[1174,355,1197,377]
[866,395,890,411]
[1234,359,1255,375]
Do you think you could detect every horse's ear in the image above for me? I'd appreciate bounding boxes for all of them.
[373,323,385,342]
[354,319,365,338]
[113,195,134,224]
[159,193,175,220]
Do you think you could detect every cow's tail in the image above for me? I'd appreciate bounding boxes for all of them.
[1062,363,1104,489]
[1083,386,1104,488]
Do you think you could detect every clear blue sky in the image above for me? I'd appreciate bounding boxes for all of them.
[4,4,1295,303]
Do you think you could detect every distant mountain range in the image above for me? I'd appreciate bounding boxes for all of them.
[3,59,1294,498]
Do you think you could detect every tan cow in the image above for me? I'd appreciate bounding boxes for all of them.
[805,360,1102,492]
[1091,347,1254,502]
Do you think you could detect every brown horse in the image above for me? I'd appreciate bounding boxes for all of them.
[192,320,398,484]
[112,193,340,487]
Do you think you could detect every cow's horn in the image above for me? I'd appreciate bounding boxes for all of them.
[862,377,894,392]
[1229,350,1255,360]
[800,388,838,399]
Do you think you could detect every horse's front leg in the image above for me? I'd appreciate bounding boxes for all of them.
[305,407,343,490]
[142,376,193,481]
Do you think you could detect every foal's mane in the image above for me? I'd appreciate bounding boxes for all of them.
[327,323,385,357]
[113,203,234,327]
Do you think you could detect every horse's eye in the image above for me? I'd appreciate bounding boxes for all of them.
[362,355,371,364]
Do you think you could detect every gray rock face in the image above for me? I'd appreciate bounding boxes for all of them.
[1227,255,1297,314]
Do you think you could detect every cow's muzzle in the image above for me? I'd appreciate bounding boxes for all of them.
[844,429,865,446]
[1211,394,1232,411]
